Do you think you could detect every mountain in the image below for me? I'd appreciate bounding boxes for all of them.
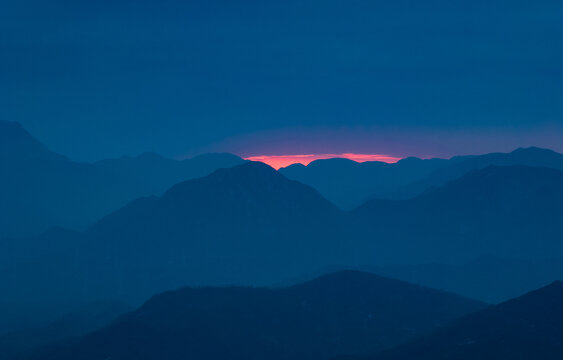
[0,300,131,360]
[352,281,563,360]
[365,257,563,303]
[279,147,563,208]
[279,157,450,209]
[0,121,66,162]
[78,161,347,301]
[389,147,563,199]
[0,120,244,238]
[4,163,563,304]
[352,165,563,265]
[0,162,348,303]
[29,271,485,360]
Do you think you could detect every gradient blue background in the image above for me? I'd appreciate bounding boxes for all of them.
[1,0,562,160]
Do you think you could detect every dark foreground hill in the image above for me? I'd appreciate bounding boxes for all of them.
[29,271,485,360]
[0,120,244,238]
[347,280,563,360]
[0,301,131,360]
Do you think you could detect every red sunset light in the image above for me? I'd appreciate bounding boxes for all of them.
[244,153,402,170]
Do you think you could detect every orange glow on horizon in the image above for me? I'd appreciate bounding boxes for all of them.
[244,153,402,170]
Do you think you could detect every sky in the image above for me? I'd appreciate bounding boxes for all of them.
[1,0,562,161]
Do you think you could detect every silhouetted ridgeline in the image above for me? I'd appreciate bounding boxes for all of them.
[1,161,563,305]
[2,121,563,358]
[280,157,450,209]
[351,165,563,264]
[0,161,348,303]
[281,146,563,208]
[365,257,563,304]
[29,271,485,360]
[342,281,563,360]
[0,300,131,360]
[0,120,245,238]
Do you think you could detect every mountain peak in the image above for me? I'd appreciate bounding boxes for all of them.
[396,156,424,164]
[159,161,336,214]
[508,146,562,163]
[511,146,555,154]
[297,270,388,287]
[0,121,37,145]
[308,157,362,167]
[0,121,64,162]
[164,161,278,194]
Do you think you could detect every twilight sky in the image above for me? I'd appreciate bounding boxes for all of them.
[1,0,562,161]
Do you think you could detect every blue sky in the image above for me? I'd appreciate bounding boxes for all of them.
[1,0,562,160]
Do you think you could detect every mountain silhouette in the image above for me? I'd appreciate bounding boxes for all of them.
[280,157,450,209]
[347,281,563,360]
[0,162,349,303]
[352,165,563,264]
[280,147,563,208]
[0,300,131,360]
[365,256,563,304]
[388,147,563,200]
[79,162,347,301]
[0,120,244,238]
[0,121,66,162]
[3,163,563,305]
[29,271,485,360]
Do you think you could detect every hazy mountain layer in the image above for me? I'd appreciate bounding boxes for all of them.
[281,147,563,208]
[29,271,485,360]
[2,163,563,305]
[350,281,563,360]
[352,165,563,264]
[0,121,245,238]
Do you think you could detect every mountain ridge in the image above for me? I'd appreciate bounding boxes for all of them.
[28,270,486,360]
[351,164,563,264]
[0,121,245,238]
[280,146,563,208]
[3,163,563,304]
[353,280,563,360]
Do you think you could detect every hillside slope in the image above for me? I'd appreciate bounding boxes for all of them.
[30,271,485,360]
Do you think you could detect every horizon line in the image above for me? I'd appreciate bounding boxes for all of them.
[244,153,402,170]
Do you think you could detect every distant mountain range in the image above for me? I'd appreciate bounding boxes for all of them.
[0,121,245,238]
[28,271,485,360]
[352,164,563,264]
[3,121,561,239]
[281,147,563,209]
[2,121,563,355]
[280,157,450,209]
[4,161,349,303]
[345,280,563,360]
[2,160,563,305]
